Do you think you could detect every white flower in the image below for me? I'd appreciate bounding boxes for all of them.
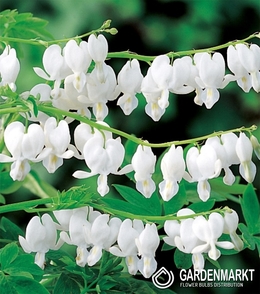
[184,145,222,201]
[228,44,260,92]
[164,208,204,271]
[87,63,119,120]
[223,209,243,251]
[87,214,122,266]
[159,145,185,201]
[192,213,234,261]
[0,46,20,91]
[42,117,74,173]
[250,134,260,160]
[193,52,234,108]
[34,44,71,84]
[205,135,239,185]
[169,56,195,94]
[141,55,172,121]
[60,209,91,267]
[117,59,143,115]
[63,40,91,92]
[110,219,144,275]
[73,131,131,196]
[236,132,256,183]
[88,34,108,83]
[131,145,156,198]
[135,223,160,278]
[0,121,50,181]
[19,214,63,269]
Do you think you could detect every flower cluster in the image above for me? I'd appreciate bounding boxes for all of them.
[19,206,242,278]
[0,118,259,201]
[1,34,259,122]
[19,206,160,279]
[163,208,243,271]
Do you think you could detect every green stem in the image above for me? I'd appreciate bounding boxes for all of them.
[109,33,258,62]
[0,198,53,214]
[0,104,257,148]
[38,105,257,147]
[88,201,229,222]
[0,30,257,59]
[0,190,230,223]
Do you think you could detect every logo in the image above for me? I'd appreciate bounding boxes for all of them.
[152,267,174,289]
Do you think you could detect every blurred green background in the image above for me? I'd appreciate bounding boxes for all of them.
[0,0,259,293]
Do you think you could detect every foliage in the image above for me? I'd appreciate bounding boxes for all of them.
[0,5,259,294]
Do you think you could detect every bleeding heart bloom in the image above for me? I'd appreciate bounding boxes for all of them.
[192,213,234,261]
[0,121,50,181]
[236,132,256,183]
[159,145,185,201]
[117,59,143,115]
[131,145,156,198]
[19,214,63,269]
[0,46,20,91]
[135,223,160,278]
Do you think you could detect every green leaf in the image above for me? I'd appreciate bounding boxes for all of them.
[210,177,247,195]
[3,275,49,294]
[0,9,53,40]
[188,199,215,212]
[238,223,256,250]
[4,254,44,281]
[0,217,24,241]
[0,243,19,269]
[97,275,118,291]
[113,184,161,216]
[173,249,192,269]
[240,184,260,234]
[253,236,260,257]
[0,171,24,194]
[53,273,81,294]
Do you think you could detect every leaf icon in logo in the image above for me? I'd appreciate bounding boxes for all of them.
[152,266,174,289]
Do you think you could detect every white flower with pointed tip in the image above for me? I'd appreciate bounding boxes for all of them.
[164,208,205,271]
[131,145,156,198]
[135,223,160,278]
[117,59,143,115]
[63,40,91,92]
[223,209,243,251]
[87,63,120,121]
[0,121,50,181]
[141,55,172,121]
[159,145,185,201]
[60,209,91,267]
[42,117,74,173]
[169,56,195,94]
[250,135,260,160]
[232,44,260,92]
[236,132,256,183]
[87,214,122,266]
[19,214,63,269]
[192,213,234,261]
[184,145,222,201]
[205,135,239,186]
[33,44,72,93]
[0,46,20,91]
[194,52,235,109]
[88,34,108,83]
[110,219,144,275]
[73,134,131,196]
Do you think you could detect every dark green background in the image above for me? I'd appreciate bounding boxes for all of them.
[0,1,259,293]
